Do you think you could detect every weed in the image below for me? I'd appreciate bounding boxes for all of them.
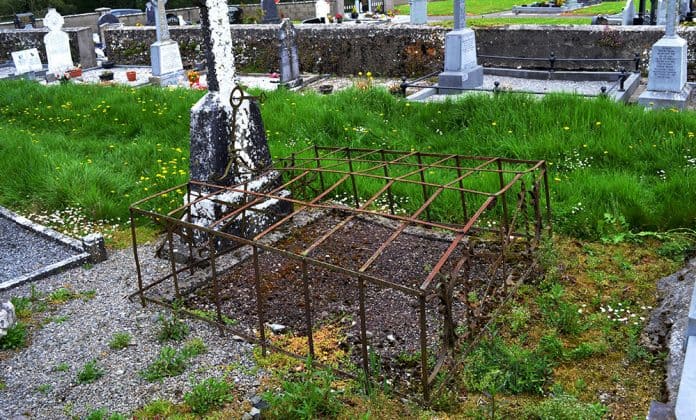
[141,346,187,382]
[509,305,531,333]
[184,377,234,414]
[77,359,104,384]
[0,380,5,390]
[109,332,132,350]
[85,408,127,420]
[189,308,237,326]
[464,335,553,395]
[537,332,564,360]
[10,297,31,319]
[53,362,70,372]
[523,393,606,419]
[156,314,189,342]
[568,341,607,360]
[537,284,584,335]
[48,287,75,304]
[134,399,178,418]
[0,322,28,350]
[264,363,342,419]
[181,337,207,358]
[81,289,97,300]
[35,383,51,394]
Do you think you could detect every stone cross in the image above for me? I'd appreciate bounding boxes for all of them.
[187,0,290,240]
[454,0,466,31]
[44,8,74,74]
[197,0,237,99]
[153,0,170,41]
[665,0,677,37]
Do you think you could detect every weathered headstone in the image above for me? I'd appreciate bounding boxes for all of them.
[315,0,331,20]
[0,301,16,338]
[437,0,483,93]
[150,0,184,85]
[278,19,302,88]
[11,48,43,75]
[638,0,692,109]
[187,0,290,241]
[621,0,635,25]
[410,0,427,24]
[146,1,156,26]
[43,9,74,75]
[262,0,282,24]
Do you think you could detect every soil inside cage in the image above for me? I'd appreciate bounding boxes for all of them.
[184,208,529,394]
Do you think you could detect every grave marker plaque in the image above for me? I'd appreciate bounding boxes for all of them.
[11,48,43,75]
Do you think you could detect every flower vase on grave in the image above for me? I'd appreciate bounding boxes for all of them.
[67,67,82,78]
[126,70,137,81]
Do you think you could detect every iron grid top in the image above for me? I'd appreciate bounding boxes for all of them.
[131,147,548,293]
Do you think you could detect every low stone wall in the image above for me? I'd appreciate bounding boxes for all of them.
[103,24,445,77]
[102,24,696,80]
[0,7,201,33]
[0,26,96,69]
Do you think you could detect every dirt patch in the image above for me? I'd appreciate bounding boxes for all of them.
[186,209,530,393]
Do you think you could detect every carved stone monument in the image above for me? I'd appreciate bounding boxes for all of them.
[278,19,302,88]
[11,48,43,75]
[150,0,184,85]
[638,0,692,109]
[188,0,290,242]
[437,0,483,94]
[262,0,282,24]
[44,9,74,75]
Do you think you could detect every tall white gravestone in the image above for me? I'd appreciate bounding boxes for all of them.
[44,9,74,75]
[437,0,483,93]
[638,0,692,109]
[150,0,184,84]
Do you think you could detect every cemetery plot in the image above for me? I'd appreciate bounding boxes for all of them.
[129,147,552,401]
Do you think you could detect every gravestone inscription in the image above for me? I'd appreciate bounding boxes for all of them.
[11,48,43,75]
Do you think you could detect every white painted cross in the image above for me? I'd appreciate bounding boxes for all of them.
[665,0,678,37]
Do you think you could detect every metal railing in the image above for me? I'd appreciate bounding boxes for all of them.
[129,146,552,403]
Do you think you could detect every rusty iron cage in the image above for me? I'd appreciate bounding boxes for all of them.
[129,146,552,403]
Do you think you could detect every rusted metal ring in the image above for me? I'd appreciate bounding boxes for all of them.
[230,85,245,109]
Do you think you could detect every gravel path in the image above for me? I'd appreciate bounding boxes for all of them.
[0,218,77,283]
[0,244,262,419]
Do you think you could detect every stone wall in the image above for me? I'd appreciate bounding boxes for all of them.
[103,24,696,80]
[0,27,96,69]
[0,7,201,33]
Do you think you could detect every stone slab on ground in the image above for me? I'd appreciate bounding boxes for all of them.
[0,207,89,290]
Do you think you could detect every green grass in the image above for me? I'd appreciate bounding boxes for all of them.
[77,359,105,384]
[108,332,132,350]
[1,81,695,240]
[396,0,521,16]
[436,16,592,27]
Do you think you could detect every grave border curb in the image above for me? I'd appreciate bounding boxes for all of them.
[0,206,91,291]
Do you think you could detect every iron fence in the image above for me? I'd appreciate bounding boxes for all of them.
[129,146,552,402]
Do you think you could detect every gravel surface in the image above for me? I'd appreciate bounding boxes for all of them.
[0,217,78,283]
[0,244,262,419]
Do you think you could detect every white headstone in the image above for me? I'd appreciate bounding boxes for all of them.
[638,0,692,109]
[410,0,427,24]
[11,48,43,75]
[621,0,634,25]
[315,0,331,20]
[43,9,74,74]
[150,0,183,80]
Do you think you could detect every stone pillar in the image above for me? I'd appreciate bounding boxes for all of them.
[410,0,427,24]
